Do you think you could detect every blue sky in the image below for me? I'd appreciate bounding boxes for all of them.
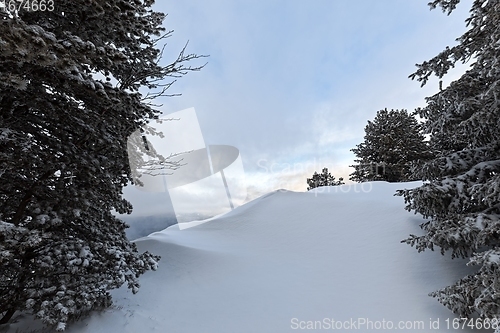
[122,0,471,217]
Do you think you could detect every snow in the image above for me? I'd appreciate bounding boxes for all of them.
[3,181,492,332]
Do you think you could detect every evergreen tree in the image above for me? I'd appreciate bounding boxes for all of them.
[349,108,432,183]
[0,1,204,330]
[397,0,500,321]
[307,168,344,191]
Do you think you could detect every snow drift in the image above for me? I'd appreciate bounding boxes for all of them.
[5,181,491,332]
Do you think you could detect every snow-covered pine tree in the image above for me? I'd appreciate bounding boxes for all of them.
[0,1,204,330]
[307,168,344,190]
[349,108,432,183]
[397,0,500,321]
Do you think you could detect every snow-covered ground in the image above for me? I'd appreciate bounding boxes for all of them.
[4,182,492,332]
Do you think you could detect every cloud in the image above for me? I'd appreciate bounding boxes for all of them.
[121,0,473,220]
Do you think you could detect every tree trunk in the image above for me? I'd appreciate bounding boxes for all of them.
[0,308,16,325]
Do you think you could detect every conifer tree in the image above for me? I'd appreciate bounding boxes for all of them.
[307,168,344,191]
[350,109,432,182]
[0,1,204,330]
[397,0,500,321]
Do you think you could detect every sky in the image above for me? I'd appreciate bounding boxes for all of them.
[120,0,472,219]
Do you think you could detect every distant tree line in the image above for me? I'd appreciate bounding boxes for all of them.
[306,168,344,190]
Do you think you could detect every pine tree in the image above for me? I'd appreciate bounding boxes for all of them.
[0,1,204,330]
[307,168,345,191]
[397,0,500,321]
[349,108,432,183]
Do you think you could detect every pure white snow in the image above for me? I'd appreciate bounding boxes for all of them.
[4,181,493,332]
